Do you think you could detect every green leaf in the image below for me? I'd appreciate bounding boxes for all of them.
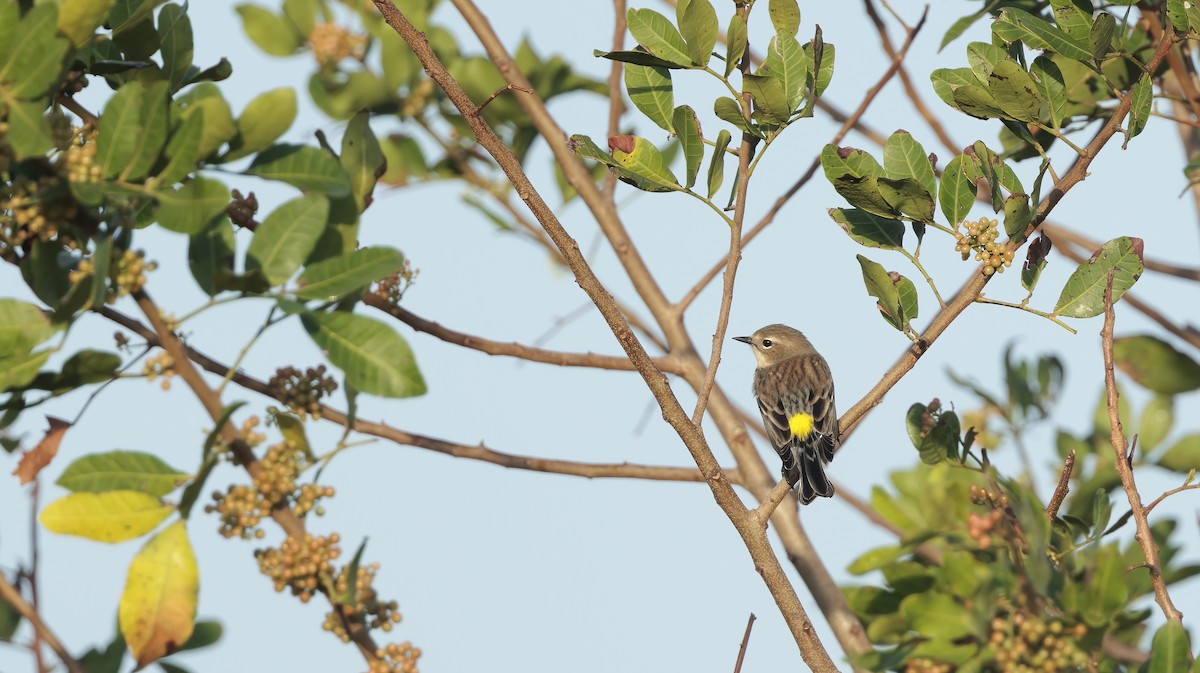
[1053,236,1144,319]
[176,84,236,161]
[624,64,674,132]
[1089,13,1116,61]
[177,620,222,653]
[1031,56,1067,128]
[156,177,229,235]
[157,3,194,91]
[1139,394,1174,454]
[608,135,679,192]
[1091,489,1112,533]
[821,145,896,218]
[593,49,686,70]
[223,87,297,162]
[672,105,702,190]
[829,209,904,250]
[857,254,904,332]
[765,32,808,111]
[706,129,730,199]
[992,8,1090,62]
[626,8,690,67]
[743,73,790,122]
[1167,0,1189,32]
[878,177,935,222]
[0,299,54,356]
[1020,234,1052,295]
[1078,547,1129,627]
[896,275,918,325]
[847,545,905,575]
[236,4,300,56]
[678,0,717,67]
[157,109,205,186]
[340,111,385,212]
[1147,621,1190,673]
[988,60,1041,123]
[188,218,236,297]
[938,155,976,226]
[804,40,833,98]
[0,4,68,100]
[39,490,172,543]
[1113,335,1200,394]
[1002,194,1032,240]
[301,311,426,398]
[952,83,1009,120]
[883,131,936,204]
[125,80,170,182]
[941,12,984,52]
[966,41,1006,85]
[725,14,746,77]
[713,96,751,134]
[27,348,121,392]
[246,194,330,286]
[96,83,144,179]
[1051,0,1092,44]
[1158,435,1200,474]
[900,593,975,641]
[0,349,52,392]
[942,549,987,599]
[1126,76,1152,143]
[57,451,188,497]
[4,99,54,159]
[297,247,405,301]
[246,144,351,196]
[58,0,117,48]
[768,0,800,37]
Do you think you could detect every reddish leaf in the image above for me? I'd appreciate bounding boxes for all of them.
[13,417,71,485]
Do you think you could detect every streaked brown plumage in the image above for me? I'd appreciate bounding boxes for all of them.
[734,324,838,504]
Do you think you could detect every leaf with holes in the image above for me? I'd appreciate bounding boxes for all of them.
[1054,237,1144,319]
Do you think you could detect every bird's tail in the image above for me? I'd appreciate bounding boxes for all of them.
[795,447,834,505]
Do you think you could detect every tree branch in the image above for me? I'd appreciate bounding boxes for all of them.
[603,0,628,201]
[1101,273,1183,623]
[838,29,1179,444]
[363,295,683,373]
[98,305,712,483]
[1045,449,1075,521]
[0,572,85,673]
[372,3,840,668]
[128,291,385,664]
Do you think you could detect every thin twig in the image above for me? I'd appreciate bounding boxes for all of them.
[1144,482,1200,515]
[1054,237,1200,351]
[603,0,628,201]
[677,7,929,313]
[1045,449,1075,521]
[129,291,385,664]
[374,3,839,668]
[1101,272,1183,623]
[863,0,956,155]
[475,84,532,114]
[364,296,683,373]
[732,613,757,673]
[0,572,85,673]
[837,29,1179,445]
[30,480,44,673]
[98,305,715,483]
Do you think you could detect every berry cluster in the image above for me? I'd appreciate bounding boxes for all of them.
[967,484,1011,550]
[255,533,342,602]
[0,175,77,253]
[207,484,266,540]
[371,262,419,307]
[142,351,176,391]
[953,217,1015,276]
[309,23,366,67]
[988,600,1090,672]
[63,130,102,184]
[367,642,421,673]
[268,365,338,420]
[322,562,403,642]
[70,249,156,303]
[904,658,952,673]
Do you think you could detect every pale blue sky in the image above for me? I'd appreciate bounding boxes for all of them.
[2,1,1199,671]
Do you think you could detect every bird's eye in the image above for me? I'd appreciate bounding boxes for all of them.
[761,339,773,348]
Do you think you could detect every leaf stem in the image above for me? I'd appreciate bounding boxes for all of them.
[974,294,1077,334]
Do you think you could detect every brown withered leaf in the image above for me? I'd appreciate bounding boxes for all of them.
[13,417,72,485]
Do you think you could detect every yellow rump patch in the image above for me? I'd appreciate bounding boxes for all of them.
[788,412,814,439]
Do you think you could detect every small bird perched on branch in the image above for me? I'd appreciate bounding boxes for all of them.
[734,324,838,504]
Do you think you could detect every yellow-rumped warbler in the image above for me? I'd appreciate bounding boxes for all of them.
[734,324,838,504]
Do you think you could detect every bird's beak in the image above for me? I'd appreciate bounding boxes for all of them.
[732,336,752,344]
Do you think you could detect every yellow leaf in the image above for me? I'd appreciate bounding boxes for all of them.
[39,491,173,542]
[119,521,198,667]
